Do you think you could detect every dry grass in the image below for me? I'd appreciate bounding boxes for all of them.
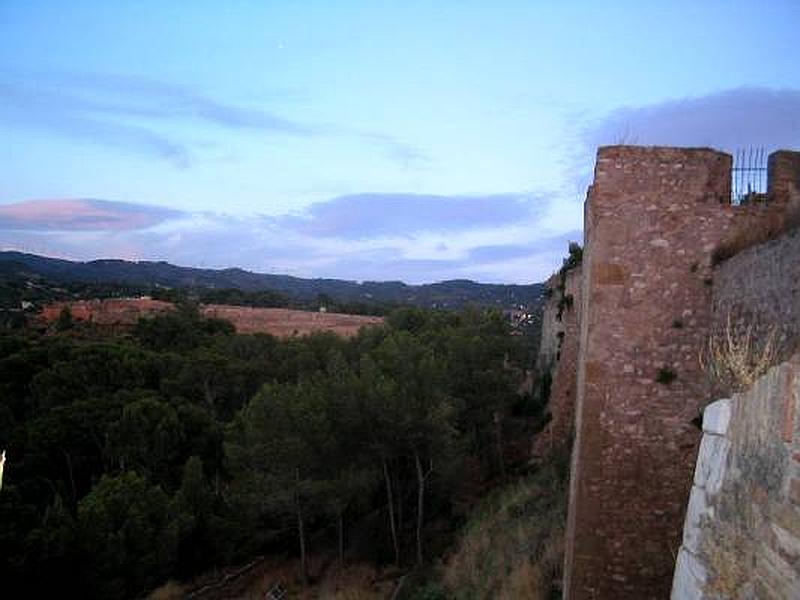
[316,564,389,600]
[441,457,568,600]
[147,580,186,600]
[701,314,777,394]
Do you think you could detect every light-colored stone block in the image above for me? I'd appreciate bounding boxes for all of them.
[694,433,731,495]
[671,547,707,600]
[683,485,712,554]
[702,399,732,436]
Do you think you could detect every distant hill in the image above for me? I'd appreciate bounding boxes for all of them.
[0,252,545,310]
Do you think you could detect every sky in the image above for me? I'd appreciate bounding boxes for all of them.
[1,1,799,284]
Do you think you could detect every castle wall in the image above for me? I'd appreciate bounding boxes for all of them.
[563,146,797,599]
[768,150,800,205]
[712,227,800,363]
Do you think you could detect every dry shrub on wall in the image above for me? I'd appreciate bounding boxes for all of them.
[700,314,777,394]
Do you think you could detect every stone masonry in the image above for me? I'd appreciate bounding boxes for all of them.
[712,227,800,364]
[562,146,800,599]
[533,265,582,459]
[672,355,800,599]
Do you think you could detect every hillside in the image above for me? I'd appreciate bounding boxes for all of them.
[0,252,544,310]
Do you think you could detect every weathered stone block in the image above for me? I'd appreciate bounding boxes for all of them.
[694,434,730,495]
[682,485,712,554]
[702,399,732,436]
[671,548,707,600]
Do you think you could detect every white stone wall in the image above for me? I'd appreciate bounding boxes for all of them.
[671,399,731,599]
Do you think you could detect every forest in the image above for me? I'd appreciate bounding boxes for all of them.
[0,303,549,598]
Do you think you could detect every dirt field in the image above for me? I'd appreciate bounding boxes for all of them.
[40,298,174,326]
[200,304,384,338]
[40,298,384,338]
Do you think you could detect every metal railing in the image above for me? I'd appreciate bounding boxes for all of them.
[731,147,767,205]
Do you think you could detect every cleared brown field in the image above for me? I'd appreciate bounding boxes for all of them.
[40,298,174,326]
[200,304,384,338]
[40,298,384,338]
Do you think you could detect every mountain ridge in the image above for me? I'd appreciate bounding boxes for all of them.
[0,251,545,310]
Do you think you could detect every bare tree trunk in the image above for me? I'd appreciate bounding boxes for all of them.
[203,379,213,407]
[414,451,425,566]
[338,511,345,567]
[295,468,308,586]
[397,472,403,540]
[493,411,506,478]
[382,457,400,565]
[61,448,77,507]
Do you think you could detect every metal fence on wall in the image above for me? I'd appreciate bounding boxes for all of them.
[731,147,767,205]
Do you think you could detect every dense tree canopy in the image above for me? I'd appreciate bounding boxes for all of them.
[0,304,540,598]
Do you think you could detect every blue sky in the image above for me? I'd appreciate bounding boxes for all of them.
[1,1,799,283]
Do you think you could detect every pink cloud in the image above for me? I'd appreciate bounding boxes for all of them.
[0,198,183,231]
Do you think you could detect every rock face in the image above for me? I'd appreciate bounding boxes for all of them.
[672,358,800,600]
[532,265,582,459]
[561,146,800,600]
[40,298,384,338]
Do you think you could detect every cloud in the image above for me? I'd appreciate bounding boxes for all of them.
[353,132,430,168]
[0,71,427,168]
[0,73,315,167]
[277,192,546,239]
[467,232,580,263]
[0,194,574,283]
[582,87,800,152]
[0,199,184,231]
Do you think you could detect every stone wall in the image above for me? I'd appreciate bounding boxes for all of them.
[671,355,800,599]
[563,146,800,599]
[536,273,565,374]
[768,150,800,205]
[713,227,800,363]
[533,265,582,459]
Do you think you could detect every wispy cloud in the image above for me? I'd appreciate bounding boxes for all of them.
[0,199,184,231]
[276,192,545,239]
[0,70,428,168]
[0,72,314,167]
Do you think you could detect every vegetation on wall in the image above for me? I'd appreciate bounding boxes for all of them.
[701,315,778,394]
